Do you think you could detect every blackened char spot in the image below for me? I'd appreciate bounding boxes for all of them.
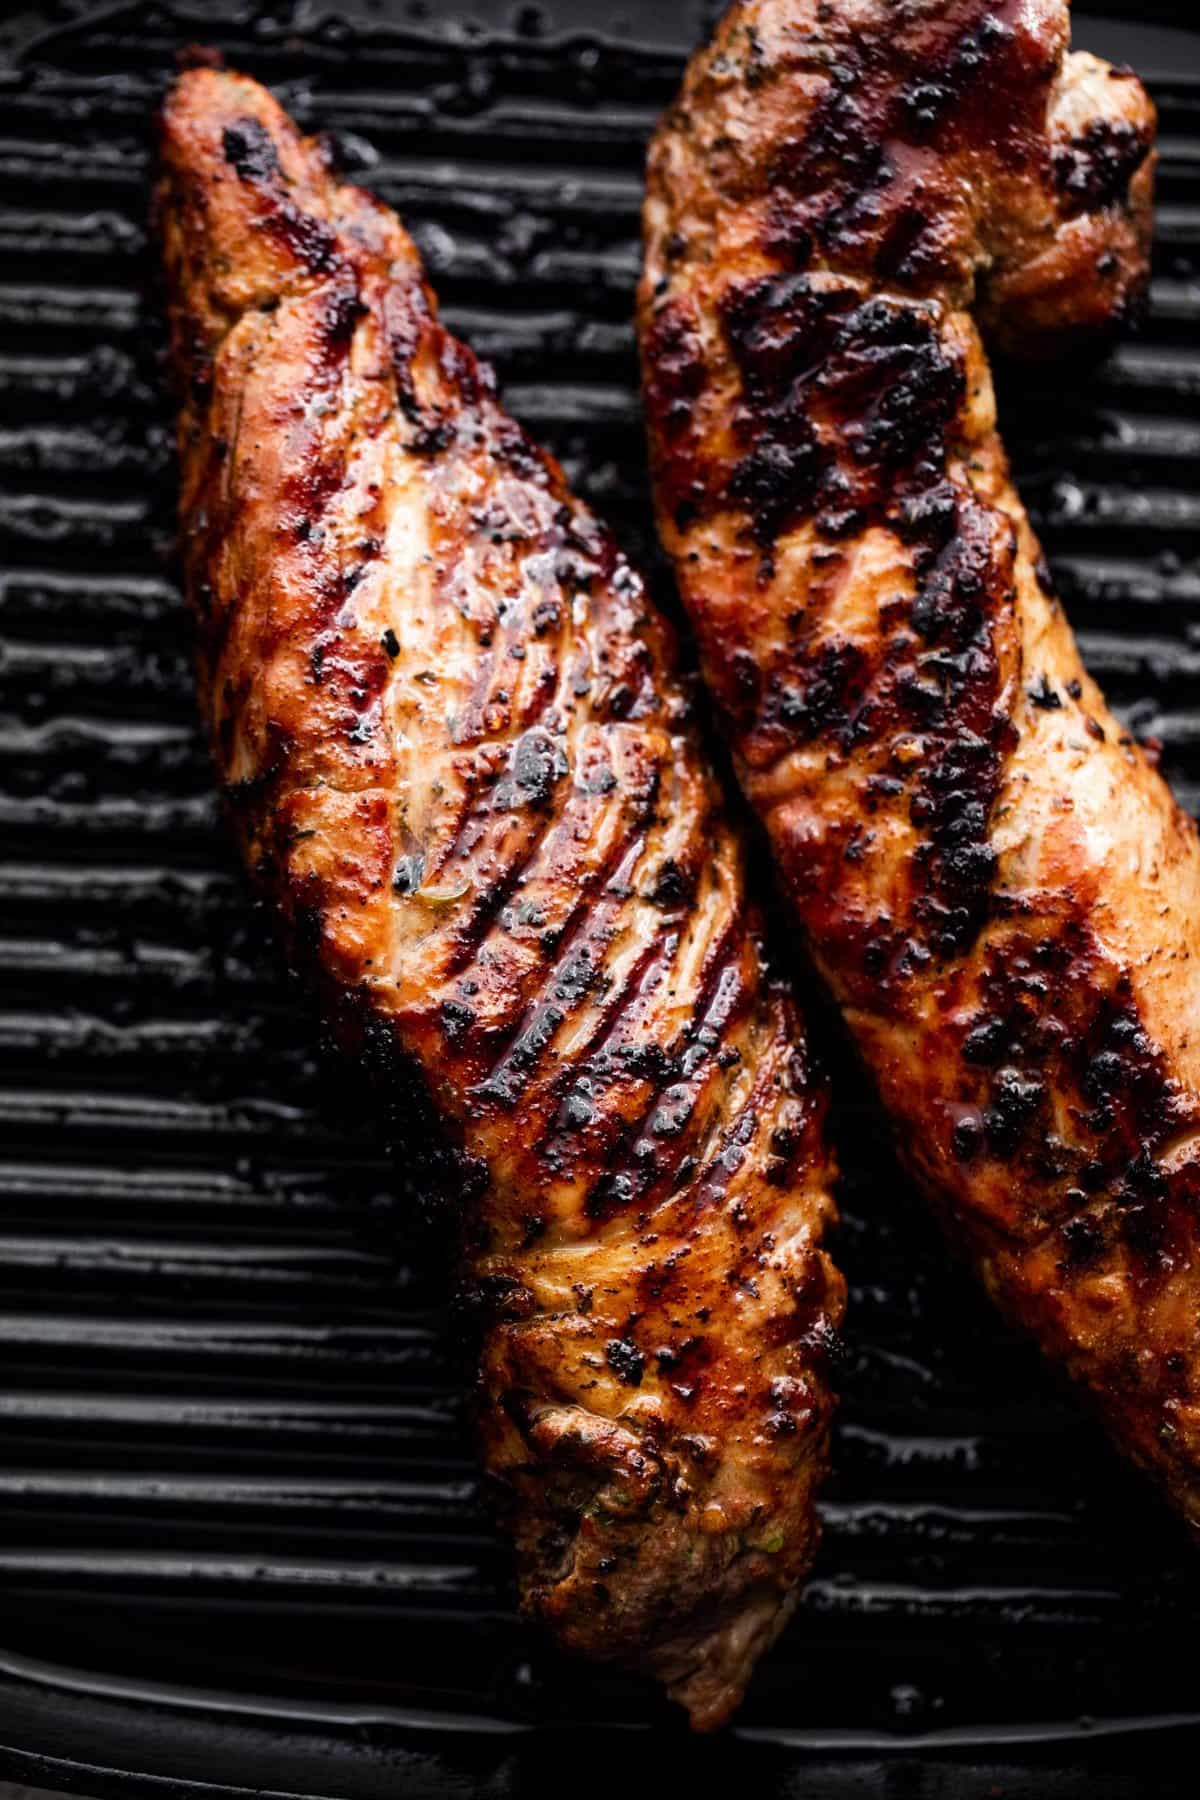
[963,1014,1006,1065]
[730,433,822,536]
[720,276,965,547]
[770,639,865,745]
[494,729,568,811]
[719,273,845,544]
[902,78,955,138]
[895,8,1025,149]
[723,274,848,401]
[641,298,706,436]
[1061,1211,1104,1268]
[269,199,339,276]
[952,1113,984,1160]
[951,930,1195,1284]
[490,411,547,483]
[475,945,599,1109]
[1054,118,1149,216]
[410,415,456,457]
[770,65,880,207]
[441,998,475,1043]
[833,299,965,478]
[648,858,696,908]
[223,121,339,275]
[761,5,1025,281]
[640,296,710,530]
[322,279,364,350]
[383,282,435,423]
[1028,673,1062,710]
[873,198,959,290]
[903,498,1015,954]
[605,1338,645,1387]
[908,497,1004,648]
[713,269,1009,957]
[985,1066,1046,1154]
[222,117,279,183]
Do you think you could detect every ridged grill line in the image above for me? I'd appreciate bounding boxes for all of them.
[0,0,1199,1757]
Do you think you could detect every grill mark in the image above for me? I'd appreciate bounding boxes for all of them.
[222,115,280,184]
[432,733,531,897]
[239,306,367,806]
[422,452,624,963]
[428,657,609,971]
[280,273,360,541]
[714,270,1016,959]
[463,797,659,1110]
[631,957,762,1211]
[453,759,752,1195]
[440,827,553,979]
[434,787,565,978]
[456,584,566,746]
[437,724,659,993]
[680,1013,789,1222]
[1053,116,1154,218]
[490,805,747,1196]
[719,276,969,549]
[525,931,681,1213]
[582,887,758,1222]
[445,585,508,742]
[257,180,340,278]
[471,909,617,1112]
[380,277,438,428]
[200,278,362,713]
[758,0,1055,291]
[941,915,1200,1273]
[568,792,744,1072]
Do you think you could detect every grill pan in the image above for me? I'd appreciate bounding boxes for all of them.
[1,1,1199,1793]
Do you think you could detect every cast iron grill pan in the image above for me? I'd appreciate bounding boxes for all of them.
[0,2,1198,1792]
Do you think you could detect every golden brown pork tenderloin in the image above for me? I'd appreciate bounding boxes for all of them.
[157,65,844,1729]
[637,0,1200,1532]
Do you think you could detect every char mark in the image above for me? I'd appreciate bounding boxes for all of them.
[222,116,280,183]
[1053,117,1153,216]
[218,111,338,274]
[954,924,1197,1284]
[583,898,756,1224]
[758,2,1039,286]
[719,276,966,547]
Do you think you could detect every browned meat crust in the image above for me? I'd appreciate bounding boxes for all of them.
[636,0,1200,1538]
[156,64,844,1729]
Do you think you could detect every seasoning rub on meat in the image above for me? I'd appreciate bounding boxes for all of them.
[157,64,843,1729]
[637,0,1200,1534]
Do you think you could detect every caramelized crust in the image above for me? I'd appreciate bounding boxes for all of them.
[157,66,843,1728]
[637,0,1200,1533]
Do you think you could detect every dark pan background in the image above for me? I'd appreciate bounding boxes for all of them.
[0,1,1198,1794]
